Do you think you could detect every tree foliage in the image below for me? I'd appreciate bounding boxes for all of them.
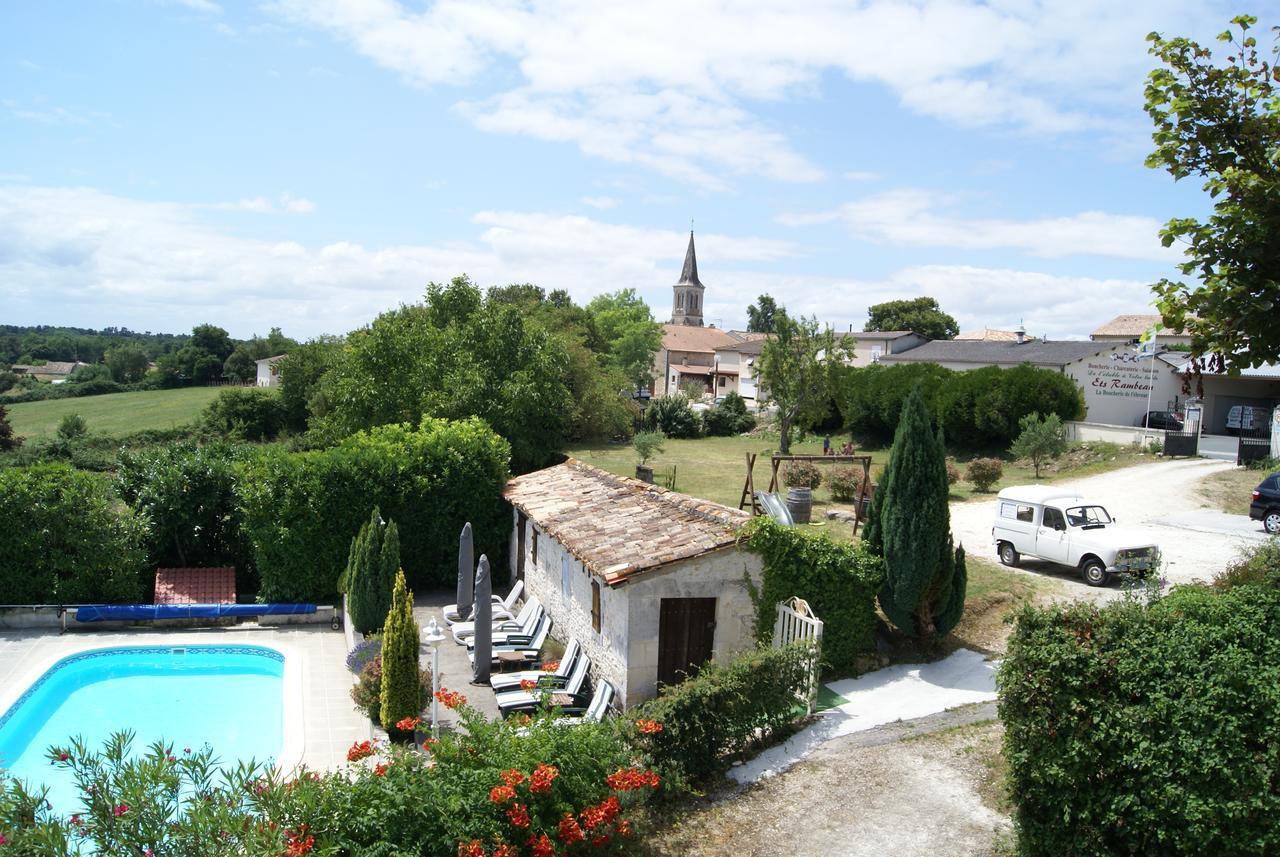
[0,405,21,451]
[277,335,343,434]
[864,297,958,340]
[756,310,848,453]
[866,387,966,638]
[344,507,399,635]
[104,344,150,383]
[1145,15,1280,373]
[201,387,285,441]
[746,294,779,333]
[379,569,422,739]
[1009,412,1069,478]
[587,288,663,391]
[0,463,149,603]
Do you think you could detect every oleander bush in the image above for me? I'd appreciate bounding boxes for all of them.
[999,581,1280,856]
[781,459,822,490]
[966,457,1003,492]
[742,518,882,673]
[633,643,815,783]
[237,416,510,602]
[827,465,864,501]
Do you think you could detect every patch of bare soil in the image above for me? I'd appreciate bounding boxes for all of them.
[647,716,1011,857]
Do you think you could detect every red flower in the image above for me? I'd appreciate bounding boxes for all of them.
[592,834,610,847]
[283,826,315,856]
[346,740,375,762]
[580,796,622,830]
[540,660,560,673]
[519,679,538,691]
[528,833,555,857]
[113,804,129,817]
[492,844,517,857]
[635,718,664,735]
[500,768,525,787]
[374,763,389,777]
[529,762,559,795]
[489,784,516,804]
[558,812,584,845]
[606,767,660,791]
[617,819,633,838]
[435,688,467,709]
[457,840,485,857]
[395,716,422,732]
[57,751,69,762]
[506,802,530,829]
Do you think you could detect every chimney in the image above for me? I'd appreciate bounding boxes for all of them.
[848,324,854,333]
[1015,321,1026,344]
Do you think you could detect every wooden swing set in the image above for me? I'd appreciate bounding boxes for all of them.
[739,452,874,533]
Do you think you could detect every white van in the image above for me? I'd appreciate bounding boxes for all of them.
[1226,405,1267,435]
[992,486,1160,586]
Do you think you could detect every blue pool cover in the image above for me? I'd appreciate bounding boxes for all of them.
[75,603,316,622]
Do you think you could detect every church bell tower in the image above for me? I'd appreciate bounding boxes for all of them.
[669,230,705,327]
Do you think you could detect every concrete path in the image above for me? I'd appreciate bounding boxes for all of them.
[412,591,503,728]
[729,649,998,785]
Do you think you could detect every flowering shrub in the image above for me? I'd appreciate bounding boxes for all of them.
[826,465,864,501]
[347,740,377,762]
[435,687,468,710]
[781,460,822,489]
[965,457,1003,492]
[350,655,432,726]
[345,636,381,673]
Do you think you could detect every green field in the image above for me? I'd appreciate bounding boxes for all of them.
[5,387,224,440]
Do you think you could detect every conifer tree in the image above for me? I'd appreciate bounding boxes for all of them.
[866,386,966,638]
[0,405,22,452]
[345,507,399,635]
[380,569,421,737]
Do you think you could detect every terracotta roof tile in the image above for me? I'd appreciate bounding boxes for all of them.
[154,567,236,604]
[661,324,739,353]
[503,460,750,585]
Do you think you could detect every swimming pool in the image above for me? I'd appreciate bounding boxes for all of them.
[0,645,285,812]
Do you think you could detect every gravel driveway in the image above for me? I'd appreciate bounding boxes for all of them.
[950,457,1266,598]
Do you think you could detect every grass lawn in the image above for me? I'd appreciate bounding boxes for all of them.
[1198,466,1273,516]
[6,386,224,440]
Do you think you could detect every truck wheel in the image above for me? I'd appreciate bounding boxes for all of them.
[1265,511,1280,535]
[998,542,1019,567]
[1081,558,1108,587]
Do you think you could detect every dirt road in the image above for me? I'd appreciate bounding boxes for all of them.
[949,457,1266,597]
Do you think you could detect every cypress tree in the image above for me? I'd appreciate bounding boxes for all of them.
[348,507,389,635]
[869,386,967,638]
[377,520,400,624]
[380,568,421,738]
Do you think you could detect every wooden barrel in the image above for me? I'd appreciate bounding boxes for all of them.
[786,487,812,524]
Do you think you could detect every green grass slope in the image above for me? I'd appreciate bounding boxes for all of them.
[6,386,224,440]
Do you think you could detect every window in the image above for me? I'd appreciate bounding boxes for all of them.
[591,581,601,633]
[1042,507,1066,531]
[718,376,727,387]
[677,292,684,308]
[1016,505,1034,523]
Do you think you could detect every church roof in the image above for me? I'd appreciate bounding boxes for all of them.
[677,231,703,287]
[662,324,737,353]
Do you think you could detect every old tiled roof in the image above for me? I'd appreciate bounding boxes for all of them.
[503,459,750,585]
[154,567,237,604]
[662,323,737,353]
[254,354,287,365]
[12,361,84,375]
[837,330,917,341]
[677,231,703,287]
[1091,314,1190,338]
[954,328,1035,342]
[715,337,769,355]
[878,339,1114,367]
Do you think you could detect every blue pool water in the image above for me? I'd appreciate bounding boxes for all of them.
[0,645,284,813]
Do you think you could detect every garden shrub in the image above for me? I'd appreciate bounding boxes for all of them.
[642,394,701,438]
[702,392,755,436]
[347,636,382,673]
[1213,538,1280,590]
[634,643,815,782]
[201,386,285,441]
[380,569,422,738]
[781,459,822,489]
[56,413,87,440]
[827,465,863,501]
[237,416,510,602]
[632,430,665,466]
[999,585,1280,856]
[0,463,148,603]
[349,654,431,725]
[944,457,960,486]
[966,457,1003,492]
[1009,412,1068,477]
[742,518,882,673]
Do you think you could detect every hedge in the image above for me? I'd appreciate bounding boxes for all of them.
[635,643,814,782]
[999,582,1280,856]
[0,463,149,603]
[236,417,510,603]
[741,518,882,673]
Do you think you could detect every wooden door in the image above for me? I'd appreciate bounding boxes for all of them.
[657,597,717,688]
[515,511,527,582]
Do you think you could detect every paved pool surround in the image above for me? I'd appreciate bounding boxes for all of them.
[0,624,368,774]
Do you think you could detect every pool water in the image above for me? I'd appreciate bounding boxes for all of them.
[0,645,284,813]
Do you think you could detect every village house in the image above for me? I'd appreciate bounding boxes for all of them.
[255,354,286,388]
[833,329,930,367]
[502,459,763,709]
[9,361,88,382]
[1090,314,1193,348]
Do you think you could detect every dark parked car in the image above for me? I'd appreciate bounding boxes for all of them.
[1250,472,1280,535]
[1137,411,1184,430]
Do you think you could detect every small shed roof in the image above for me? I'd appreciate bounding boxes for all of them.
[503,459,750,585]
[154,567,237,604]
[254,354,287,365]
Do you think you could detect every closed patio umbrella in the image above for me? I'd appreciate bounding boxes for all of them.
[456,522,474,623]
[471,554,492,685]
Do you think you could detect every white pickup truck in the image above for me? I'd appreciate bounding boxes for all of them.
[991,486,1160,586]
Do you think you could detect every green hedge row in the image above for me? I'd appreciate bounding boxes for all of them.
[999,581,1280,856]
[636,643,815,782]
[0,464,149,603]
[237,417,511,603]
[742,518,883,672]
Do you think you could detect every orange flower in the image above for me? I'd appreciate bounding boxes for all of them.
[635,718,664,735]
[395,716,421,732]
[346,740,375,763]
[606,767,660,791]
[558,813,584,845]
[592,834,610,847]
[617,819,633,838]
[506,802,530,829]
[489,784,516,804]
[435,688,467,709]
[500,769,525,787]
[519,679,538,691]
[457,840,485,857]
[528,833,555,857]
[540,660,560,673]
[529,762,559,795]
[373,763,389,777]
[492,845,517,857]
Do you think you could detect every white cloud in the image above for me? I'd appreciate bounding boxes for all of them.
[580,196,617,210]
[779,189,1174,261]
[209,193,316,215]
[267,0,1226,186]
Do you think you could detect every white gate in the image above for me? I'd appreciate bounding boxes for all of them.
[773,597,823,715]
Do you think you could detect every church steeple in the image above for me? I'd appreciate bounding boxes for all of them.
[670,230,705,327]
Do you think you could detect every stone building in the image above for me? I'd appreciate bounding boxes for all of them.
[502,459,762,709]
[669,231,705,327]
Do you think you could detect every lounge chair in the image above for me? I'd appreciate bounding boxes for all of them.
[490,638,581,693]
[495,649,589,715]
[468,617,553,667]
[442,579,523,626]
[554,680,614,725]
[451,597,540,645]
[464,605,546,649]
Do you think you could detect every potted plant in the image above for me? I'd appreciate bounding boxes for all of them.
[633,430,666,483]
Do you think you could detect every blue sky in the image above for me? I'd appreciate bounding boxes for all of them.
[0,0,1240,340]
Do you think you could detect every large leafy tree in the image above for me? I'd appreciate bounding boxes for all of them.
[1146,14,1280,373]
[756,310,849,453]
[587,288,662,391]
[864,387,966,639]
[747,294,779,333]
[278,335,344,433]
[864,297,958,340]
[104,344,150,383]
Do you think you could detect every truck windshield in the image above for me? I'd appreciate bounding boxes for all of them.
[1065,505,1112,527]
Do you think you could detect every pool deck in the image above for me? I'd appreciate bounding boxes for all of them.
[412,592,503,728]
[0,624,368,775]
